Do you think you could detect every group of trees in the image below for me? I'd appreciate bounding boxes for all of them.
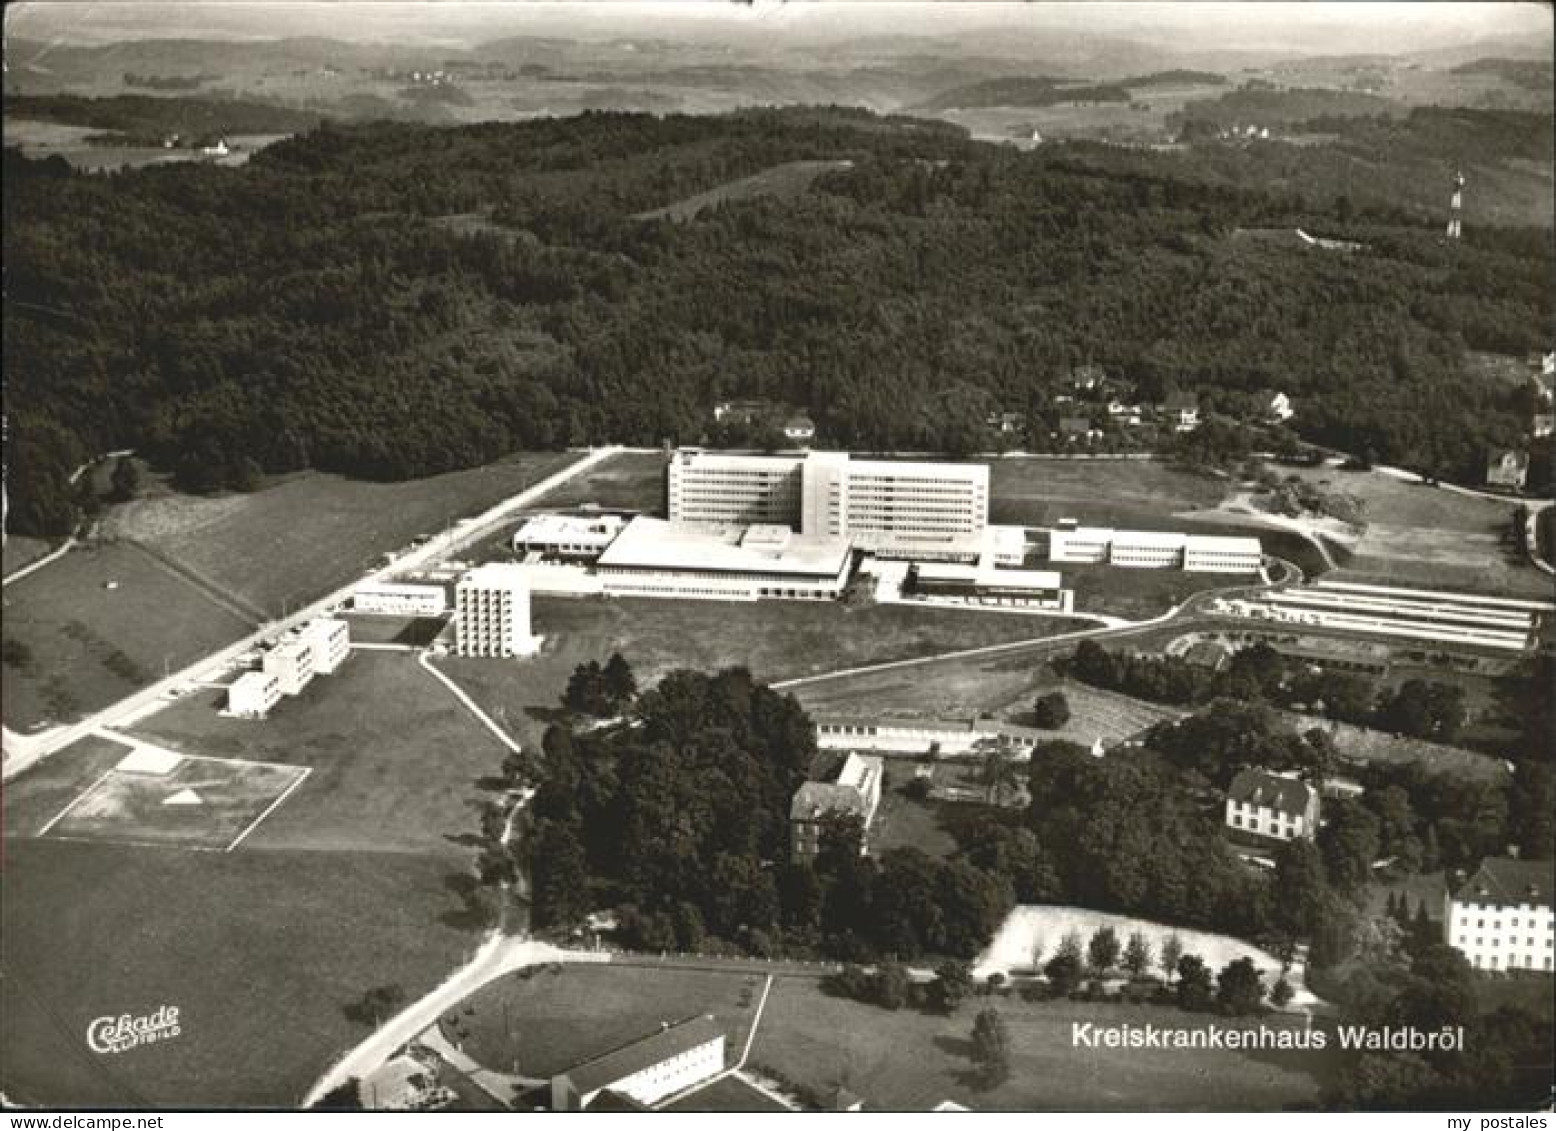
[561,653,637,717]
[523,663,1014,963]
[1068,639,1472,741]
[8,103,1549,536]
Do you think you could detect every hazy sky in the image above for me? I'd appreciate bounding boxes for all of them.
[7,0,1551,54]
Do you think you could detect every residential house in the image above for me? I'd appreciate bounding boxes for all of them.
[790,752,884,857]
[1485,449,1529,491]
[1444,855,1554,973]
[1224,768,1319,842]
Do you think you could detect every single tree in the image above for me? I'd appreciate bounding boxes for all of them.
[1032,690,1071,729]
[1176,955,1214,1011]
[1087,926,1121,974]
[1122,931,1154,979]
[602,651,638,710]
[930,960,974,1013]
[1044,952,1084,996]
[1270,978,1295,1008]
[1215,957,1266,1015]
[970,1007,1012,1087]
[1160,934,1184,982]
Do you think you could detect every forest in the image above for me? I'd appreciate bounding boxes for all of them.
[5,104,1550,535]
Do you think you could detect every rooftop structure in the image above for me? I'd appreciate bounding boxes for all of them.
[512,512,628,559]
[596,516,852,602]
[353,581,448,617]
[551,1015,726,1112]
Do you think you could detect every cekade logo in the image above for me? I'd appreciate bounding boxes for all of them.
[87,1005,182,1055]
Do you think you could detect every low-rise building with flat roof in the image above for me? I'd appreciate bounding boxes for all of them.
[907,562,1072,611]
[511,513,628,560]
[353,581,449,617]
[814,713,1047,757]
[596,516,853,601]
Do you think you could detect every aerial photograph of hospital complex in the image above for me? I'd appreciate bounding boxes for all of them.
[1,0,1552,1117]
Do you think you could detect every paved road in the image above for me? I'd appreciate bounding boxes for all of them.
[1,446,623,782]
[302,936,608,1108]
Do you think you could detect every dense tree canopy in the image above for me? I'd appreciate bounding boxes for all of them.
[6,104,1549,534]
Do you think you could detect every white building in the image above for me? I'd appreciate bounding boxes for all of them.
[263,637,316,696]
[1183,535,1264,574]
[595,516,853,602]
[1445,857,1554,973]
[907,562,1072,611]
[791,752,886,857]
[353,581,448,617]
[1224,768,1320,842]
[454,563,540,658]
[511,513,627,560]
[551,1016,725,1111]
[815,714,1047,757]
[302,617,350,675]
[228,670,281,718]
[1048,522,1261,574]
[666,449,989,556]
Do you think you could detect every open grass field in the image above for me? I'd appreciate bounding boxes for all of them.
[2,535,55,578]
[42,751,308,853]
[1066,562,1249,619]
[1,542,255,732]
[433,596,1088,751]
[1268,467,1547,598]
[636,159,854,221]
[988,459,1230,530]
[124,651,510,854]
[750,975,1328,1111]
[98,452,578,618]
[0,836,481,1107]
[447,962,765,1080]
[525,451,667,514]
[870,761,960,858]
[2,735,137,842]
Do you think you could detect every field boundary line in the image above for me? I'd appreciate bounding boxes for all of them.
[35,766,121,837]
[738,973,775,1068]
[1,537,76,587]
[43,832,228,853]
[224,764,312,852]
[418,652,523,755]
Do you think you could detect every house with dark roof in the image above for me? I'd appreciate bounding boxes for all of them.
[550,1015,726,1112]
[1223,768,1319,842]
[790,752,884,858]
[1444,856,1554,973]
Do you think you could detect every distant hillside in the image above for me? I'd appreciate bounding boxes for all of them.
[4,94,324,141]
[917,77,1132,111]
[1450,57,1555,92]
[1123,70,1227,88]
[1170,85,1407,131]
